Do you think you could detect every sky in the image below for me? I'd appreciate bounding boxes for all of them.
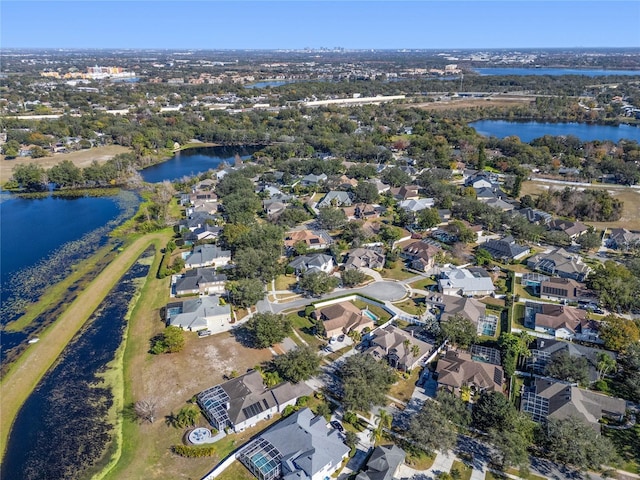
[1,1,639,50]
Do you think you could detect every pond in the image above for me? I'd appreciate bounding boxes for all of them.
[1,247,154,480]
[140,145,260,183]
[469,120,640,143]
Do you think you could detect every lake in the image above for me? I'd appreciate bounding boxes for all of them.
[469,120,640,143]
[474,68,640,77]
[140,145,259,183]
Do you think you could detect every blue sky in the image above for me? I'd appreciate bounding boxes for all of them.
[2,1,639,49]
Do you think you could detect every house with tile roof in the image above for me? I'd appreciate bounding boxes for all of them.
[344,247,385,270]
[197,370,311,434]
[174,268,227,296]
[313,301,375,339]
[288,253,334,275]
[479,235,530,262]
[317,191,353,208]
[184,244,231,269]
[438,267,495,297]
[355,445,406,480]
[520,377,626,431]
[526,247,591,282]
[435,350,504,399]
[549,219,589,239]
[366,325,434,371]
[285,229,333,251]
[525,302,587,340]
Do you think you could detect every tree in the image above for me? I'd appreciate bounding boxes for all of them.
[512,174,524,197]
[233,248,282,283]
[317,207,347,230]
[271,345,321,383]
[540,416,619,470]
[345,430,358,450]
[1,139,20,158]
[340,353,395,412]
[227,278,265,308]
[588,261,640,312]
[596,352,616,381]
[379,224,402,247]
[381,167,411,187]
[298,271,339,296]
[544,351,589,385]
[134,398,158,423]
[498,332,532,377]
[12,163,46,191]
[407,402,457,453]
[151,326,185,354]
[47,160,83,188]
[477,143,487,170]
[417,207,441,230]
[244,312,292,349]
[618,343,640,402]
[449,220,476,244]
[353,181,379,204]
[598,314,640,352]
[472,391,516,433]
[475,247,493,266]
[489,417,534,469]
[174,405,200,428]
[435,390,470,428]
[440,314,477,349]
[577,231,601,251]
[341,269,367,287]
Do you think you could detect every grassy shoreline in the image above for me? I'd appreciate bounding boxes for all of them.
[0,230,172,460]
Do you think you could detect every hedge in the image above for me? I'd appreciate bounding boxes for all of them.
[172,444,217,458]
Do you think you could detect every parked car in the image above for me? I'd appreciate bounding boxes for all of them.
[337,334,345,342]
[330,420,344,432]
[198,330,212,337]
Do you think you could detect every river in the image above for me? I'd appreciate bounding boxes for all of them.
[1,247,154,480]
[469,120,640,143]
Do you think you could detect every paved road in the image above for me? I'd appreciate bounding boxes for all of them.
[257,280,407,314]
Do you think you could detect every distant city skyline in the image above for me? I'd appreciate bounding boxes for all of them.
[2,1,639,50]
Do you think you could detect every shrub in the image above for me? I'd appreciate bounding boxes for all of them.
[172,444,217,458]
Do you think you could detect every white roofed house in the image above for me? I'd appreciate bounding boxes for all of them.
[183,244,231,268]
[165,295,232,332]
[398,197,435,213]
[317,190,353,208]
[438,267,495,297]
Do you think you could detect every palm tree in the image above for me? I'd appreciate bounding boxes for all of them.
[411,344,421,359]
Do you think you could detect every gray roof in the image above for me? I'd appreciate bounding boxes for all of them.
[288,253,333,274]
[260,408,349,479]
[174,268,227,294]
[184,244,231,267]
[439,267,495,295]
[480,236,529,261]
[344,248,385,270]
[355,445,406,480]
[167,295,230,330]
[318,191,353,208]
[398,198,434,212]
[526,248,590,280]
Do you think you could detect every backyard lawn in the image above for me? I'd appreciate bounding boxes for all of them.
[409,277,437,291]
[512,303,526,329]
[393,297,425,316]
[215,461,254,480]
[286,310,324,348]
[388,368,421,404]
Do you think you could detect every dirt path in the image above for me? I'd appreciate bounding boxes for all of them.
[0,145,130,182]
[0,231,170,458]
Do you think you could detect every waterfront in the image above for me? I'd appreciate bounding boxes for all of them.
[1,247,154,480]
[474,67,640,76]
[469,120,640,143]
[140,145,259,183]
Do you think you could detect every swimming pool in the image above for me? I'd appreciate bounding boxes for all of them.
[363,309,378,321]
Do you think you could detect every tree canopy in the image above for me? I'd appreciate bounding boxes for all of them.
[243,312,292,349]
[271,345,321,383]
[339,353,395,412]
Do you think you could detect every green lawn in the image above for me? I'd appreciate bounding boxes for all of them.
[381,261,415,281]
[409,277,437,290]
[274,274,296,291]
[514,279,539,301]
[352,300,392,323]
[404,449,436,470]
[215,461,256,480]
[286,311,324,348]
[512,303,526,329]
[388,368,421,404]
[451,460,473,480]
[604,423,640,474]
[393,297,425,316]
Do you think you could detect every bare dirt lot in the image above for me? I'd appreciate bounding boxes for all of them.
[0,145,130,182]
[412,96,535,111]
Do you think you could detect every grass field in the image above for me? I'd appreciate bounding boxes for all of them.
[409,277,437,290]
[412,96,535,112]
[388,369,421,404]
[381,261,415,281]
[393,297,425,316]
[404,449,436,470]
[520,180,640,230]
[1,145,130,183]
[451,460,473,480]
[0,230,172,460]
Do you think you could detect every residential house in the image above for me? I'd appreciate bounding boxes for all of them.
[514,207,553,225]
[285,229,333,251]
[539,277,588,303]
[263,199,287,217]
[237,408,349,480]
[548,219,589,239]
[317,191,353,208]
[288,253,334,275]
[520,377,626,431]
[197,370,312,434]
[464,171,499,189]
[398,197,435,213]
[401,240,442,272]
[174,268,227,296]
[369,179,391,194]
[313,301,375,339]
[484,197,516,212]
[526,248,591,282]
[435,350,505,398]
[607,228,640,251]
[479,236,530,262]
[424,293,496,336]
[184,244,231,268]
[525,302,587,340]
[527,338,613,382]
[438,267,496,297]
[366,325,434,371]
[165,295,231,331]
[344,247,386,270]
[301,173,327,186]
[355,445,406,480]
[342,203,383,221]
[178,211,219,232]
[391,185,420,201]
